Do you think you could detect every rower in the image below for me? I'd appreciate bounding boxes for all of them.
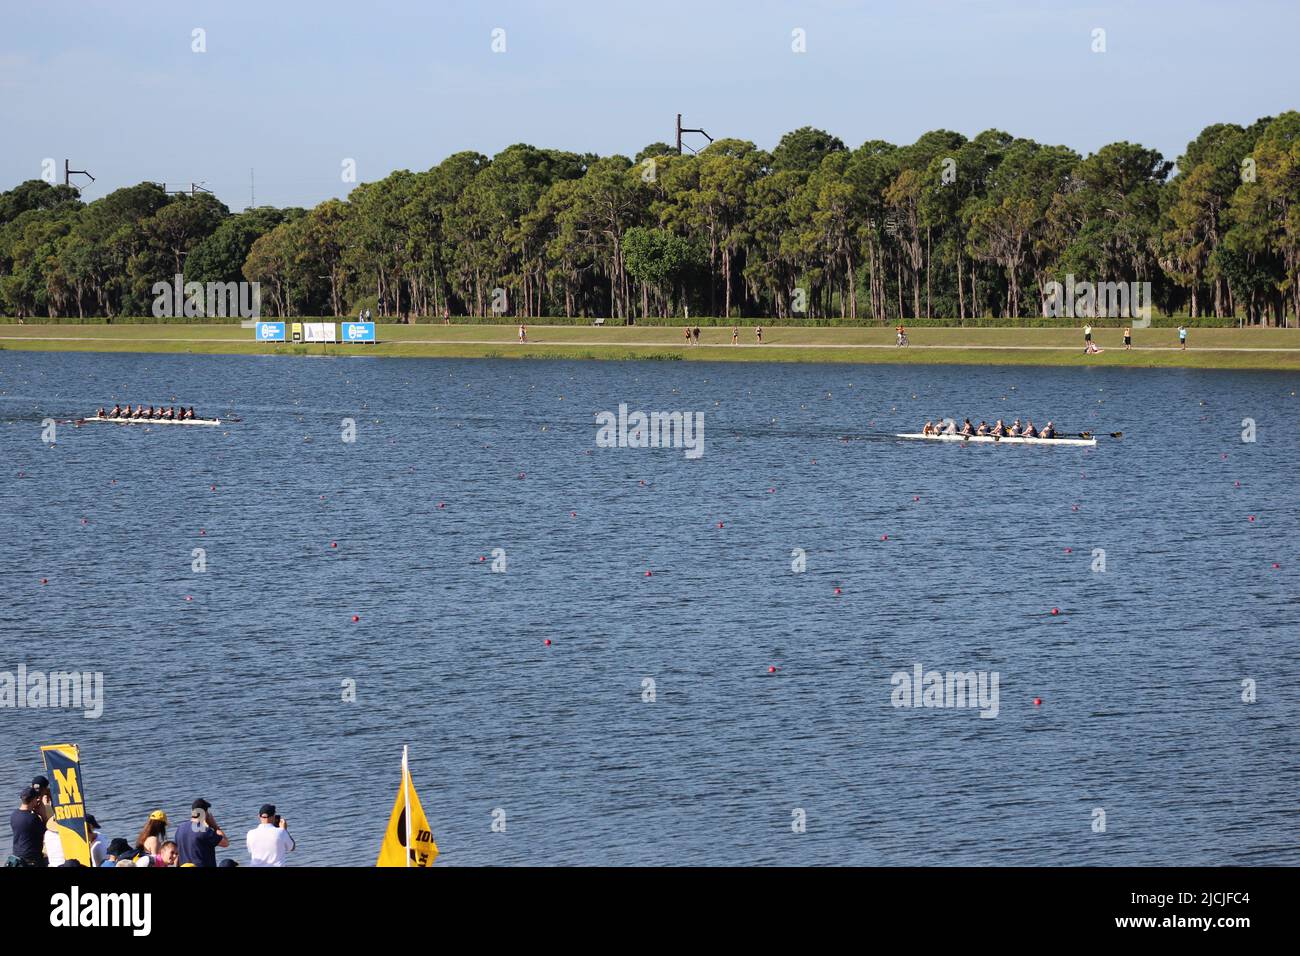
[960,418,974,436]
[990,419,1006,437]
[1009,418,1022,436]
[1023,420,1038,438]
[109,404,121,418]
[1041,421,1056,439]
[976,420,989,436]
[922,420,935,436]
[164,406,174,420]
[942,418,957,436]
[187,406,196,420]
[97,407,106,419]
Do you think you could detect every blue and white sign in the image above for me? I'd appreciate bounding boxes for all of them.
[341,321,376,343]
[256,321,286,342]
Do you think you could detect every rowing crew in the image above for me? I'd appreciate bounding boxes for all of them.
[98,405,198,421]
[921,418,1059,439]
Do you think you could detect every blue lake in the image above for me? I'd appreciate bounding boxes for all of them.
[2,351,1297,865]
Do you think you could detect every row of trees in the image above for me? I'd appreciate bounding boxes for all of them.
[2,114,1298,324]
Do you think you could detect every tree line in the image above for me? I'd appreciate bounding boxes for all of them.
[2,114,1298,324]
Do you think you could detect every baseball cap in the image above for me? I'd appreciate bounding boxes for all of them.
[191,798,211,811]
[84,814,100,829]
[106,838,131,857]
[31,775,49,789]
[258,804,277,817]
[148,810,168,823]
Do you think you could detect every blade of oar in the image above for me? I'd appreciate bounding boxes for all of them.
[1069,431,1122,439]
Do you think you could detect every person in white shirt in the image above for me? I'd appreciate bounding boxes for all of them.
[246,804,295,866]
[43,816,66,866]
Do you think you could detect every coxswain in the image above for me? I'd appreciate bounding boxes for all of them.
[97,407,106,419]
[921,420,935,436]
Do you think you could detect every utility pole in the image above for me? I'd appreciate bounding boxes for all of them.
[250,168,255,209]
[64,159,95,192]
[675,113,713,155]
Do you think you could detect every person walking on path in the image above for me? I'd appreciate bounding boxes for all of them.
[1178,324,1188,350]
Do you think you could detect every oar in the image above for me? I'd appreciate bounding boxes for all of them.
[1068,431,1122,439]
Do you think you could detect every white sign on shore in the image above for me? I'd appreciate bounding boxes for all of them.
[303,322,337,343]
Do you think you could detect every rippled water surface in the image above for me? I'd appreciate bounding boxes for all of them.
[2,351,1297,865]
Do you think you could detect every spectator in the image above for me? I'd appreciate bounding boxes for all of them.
[43,816,65,866]
[246,804,295,866]
[159,841,179,867]
[7,787,46,867]
[175,798,229,867]
[29,776,52,822]
[86,814,104,866]
[101,838,132,867]
[135,811,168,861]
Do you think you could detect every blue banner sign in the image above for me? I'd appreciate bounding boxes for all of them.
[256,321,286,342]
[342,321,376,343]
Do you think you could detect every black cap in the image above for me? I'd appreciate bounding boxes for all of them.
[20,787,37,803]
[59,859,85,867]
[31,776,49,788]
[106,838,131,857]
[219,858,239,867]
[258,804,276,817]
[192,798,211,811]
[84,814,100,829]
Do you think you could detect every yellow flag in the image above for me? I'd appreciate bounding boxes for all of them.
[376,747,438,867]
[40,743,93,867]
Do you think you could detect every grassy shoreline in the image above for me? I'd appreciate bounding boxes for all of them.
[3,322,1300,370]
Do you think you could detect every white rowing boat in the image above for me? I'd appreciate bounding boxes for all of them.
[84,415,222,427]
[896,432,1096,447]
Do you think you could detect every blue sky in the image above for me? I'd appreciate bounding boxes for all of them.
[2,0,1295,209]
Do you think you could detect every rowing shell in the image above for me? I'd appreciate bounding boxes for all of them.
[896,432,1096,447]
[84,415,222,427]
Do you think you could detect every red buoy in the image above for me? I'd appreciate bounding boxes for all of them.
[570,511,577,518]
[717,521,724,528]
[1248,515,1256,522]
[768,666,777,673]
[185,595,193,602]
[768,487,776,493]
[880,534,888,541]
[1033,697,1042,706]
[1051,608,1060,615]
[330,542,337,548]
[834,587,842,595]
[544,639,552,646]
[351,615,359,622]
[437,502,445,508]
[1064,548,1072,554]
[1271,563,1280,569]
[40,578,48,585]
[644,570,652,577]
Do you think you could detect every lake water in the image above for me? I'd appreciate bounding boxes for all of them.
[2,350,1297,865]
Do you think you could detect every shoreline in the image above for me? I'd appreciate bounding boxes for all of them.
[3,323,1300,371]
